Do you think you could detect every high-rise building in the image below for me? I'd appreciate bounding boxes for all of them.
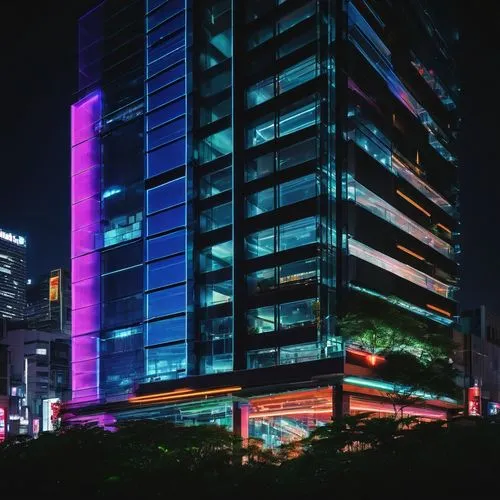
[69,0,460,441]
[0,228,27,320]
[26,269,71,335]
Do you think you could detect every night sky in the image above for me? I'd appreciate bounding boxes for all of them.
[0,2,497,312]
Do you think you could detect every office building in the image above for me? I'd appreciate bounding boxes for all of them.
[68,0,460,443]
[0,228,27,320]
[26,269,71,335]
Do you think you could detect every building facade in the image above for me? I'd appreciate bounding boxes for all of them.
[69,0,460,443]
[0,229,27,320]
[26,269,71,335]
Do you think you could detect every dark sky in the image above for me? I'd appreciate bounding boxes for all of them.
[0,1,497,312]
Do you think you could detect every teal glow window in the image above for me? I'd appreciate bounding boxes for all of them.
[279,216,317,251]
[247,306,275,334]
[200,280,232,307]
[279,97,318,136]
[198,128,232,164]
[279,258,318,286]
[247,348,277,369]
[246,76,274,108]
[200,167,232,199]
[246,187,275,217]
[279,298,316,329]
[279,342,321,365]
[278,56,317,94]
[146,343,186,381]
[246,114,274,148]
[200,316,232,339]
[245,152,275,181]
[279,174,317,207]
[200,202,232,232]
[246,227,275,258]
[200,241,233,272]
[247,267,276,294]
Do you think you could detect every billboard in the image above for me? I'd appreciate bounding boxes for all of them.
[0,408,6,442]
[42,398,60,432]
[49,275,59,302]
[468,386,481,416]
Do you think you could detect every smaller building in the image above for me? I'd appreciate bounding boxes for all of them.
[459,306,500,416]
[0,228,27,320]
[0,323,70,437]
[26,269,71,335]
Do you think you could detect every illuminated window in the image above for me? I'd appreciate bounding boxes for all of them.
[200,241,233,273]
[248,306,275,334]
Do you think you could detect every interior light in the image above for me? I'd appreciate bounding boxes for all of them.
[396,190,431,217]
[426,304,452,317]
[396,244,425,261]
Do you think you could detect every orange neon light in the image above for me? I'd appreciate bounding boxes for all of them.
[347,348,384,366]
[396,190,431,217]
[426,304,452,317]
[436,223,452,235]
[396,244,425,261]
[129,386,242,404]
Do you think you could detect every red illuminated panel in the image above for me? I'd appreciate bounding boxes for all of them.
[468,386,481,416]
[0,408,6,442]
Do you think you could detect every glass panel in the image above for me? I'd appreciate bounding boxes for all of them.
[147,98,185,130]
[278,26,316,58]
[200,241,233,272]
[147,116,185,150]
[247,348,277,369]
[146,229,185,261]
[279,216,317,251]
[200,68,231,97]
[147,254,186,290]
[200,280,232,306]
[147,63,185,94]
[200,167,232,199]
[245,152,275,182]
[148,79,185,111]
[248,306,275,334]
[147,12,184,46]
[279,137,317,170]
[201,316,232,339]
[146,284,186,319]
[246,187,275,218]
[247,267,276,295]
[147,137,185,178]
[279,298,316,329]
[200,96,231,126]
[147,177,185,214]
[246,227,275,258]
[246,114,274,148]
[279,342,321,365]
[146,315,185,346]
[147,204,185,237]
[279,258,318,287]
[247,76,274,108]
[279,97,318,137]
[279,174,317,207]
[198,128,232,164]
[277,1,315,34]
[279,56,317,94]
[247,23,273,49]
[146,343,186,381]
[200,202,232,232]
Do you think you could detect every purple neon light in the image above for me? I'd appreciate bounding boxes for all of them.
[71,91,102,403]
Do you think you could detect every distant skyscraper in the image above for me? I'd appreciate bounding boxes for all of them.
[26,269,71,335]
[0,228,26,320]
[69,0,460,439]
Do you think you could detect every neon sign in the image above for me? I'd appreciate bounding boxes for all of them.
[0,230,26,247]
[468,386,481,416]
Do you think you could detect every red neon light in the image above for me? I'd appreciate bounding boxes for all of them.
[468,386,481,416]
[347,348,384,366]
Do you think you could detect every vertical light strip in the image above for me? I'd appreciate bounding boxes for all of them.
[71,90,102,402]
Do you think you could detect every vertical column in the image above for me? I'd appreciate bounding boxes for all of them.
[144,0,190,381]
[232,401,249,441]
[71,91,102,402]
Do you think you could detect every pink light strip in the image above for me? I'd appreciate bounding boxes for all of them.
[71,91,102,403]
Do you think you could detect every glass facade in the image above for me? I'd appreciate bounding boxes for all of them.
[71,0,459,432]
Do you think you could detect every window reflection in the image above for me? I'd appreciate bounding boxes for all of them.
[200,202,232,232]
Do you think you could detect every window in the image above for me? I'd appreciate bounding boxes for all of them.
[198,128,232,164]
[279,342,321,364]
[146,284,186,319]
[247,267,276,294]
[246,227,274,258]
[277,1,315,34]
[279,174,317,207]
[201,316,232,339]
[280,258,318,286]
[278,26,317,58]
[200,96,231,126]
[200,68,231,97]
[247,348,277,369]
[146,229,185,261]
[200,167,232,199]
[147,254,186,290]
[146,343,186,381]
[280,137,317,171]
[246,114,274,148]
[147,97,185,129]
[248,305,276,334]
[147,177,184,214]
[200,241,233,272]
[147,137,185,178]
[147,205,185,237]
[245,152,275,181]
[279,97,318,136]
[247,76,274,108]
[200,280,232,306]
[146,315,185,346]
[279,216,317,251]
[200,202,232,232]
[280,298,317,329]
[246,187,275,217]
[279,56,318,94]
